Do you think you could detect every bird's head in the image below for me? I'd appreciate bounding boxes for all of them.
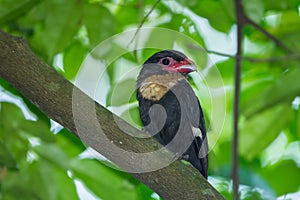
[137,50,197,101]
[143,50,197,76]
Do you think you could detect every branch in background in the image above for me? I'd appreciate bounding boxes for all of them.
[189,44,300,64]
[205,48,236,58]
[230,1,295,199]
[0,167,6,181]
[0,30,225,200]
[243,54,300,63]
[245,17,293,54]
[233,0,244,199]
[206,48,300,63]
[127,0,161,47]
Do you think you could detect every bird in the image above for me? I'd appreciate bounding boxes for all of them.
[136,50,208,179]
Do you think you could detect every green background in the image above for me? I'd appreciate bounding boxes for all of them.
[0,0,300,199]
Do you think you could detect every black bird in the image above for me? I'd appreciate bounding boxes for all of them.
[136,50,208,178]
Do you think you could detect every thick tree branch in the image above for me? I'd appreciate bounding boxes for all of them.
[0,30,224,200]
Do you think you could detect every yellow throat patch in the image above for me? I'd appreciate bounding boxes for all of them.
[139,74,184,101]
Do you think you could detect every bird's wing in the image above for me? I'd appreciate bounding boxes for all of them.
[177,80,208,177]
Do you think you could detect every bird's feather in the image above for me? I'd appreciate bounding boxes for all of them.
[136,50,208,178]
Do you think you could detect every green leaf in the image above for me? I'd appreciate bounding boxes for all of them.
[70,159,138,200]
[241,77,274,115]
[0,78,20,97]
[136,184,160,200]
[241,186,271,200]
[209,176,233,199]
[239,159,276,197]
[243,0,265,23]
[297,106,300,140]
[262,0,300,11]
[160,13,205,47]
[33,143,70,170]
[240,104,293,160]
[106,79,136,107]
[63,41,88,80]
[31,0,81,60]
[21,120,55,142]
[263,67,300,104]
[3,161,55,200]
[260,160,300,196]
[0,0,41,25]
[215,58,234,85]
[114,1,139,32]
[25,161,58,200]
[179,0,234,33]
[287,104,300,141]
[2,168,42,200]
[56,129,86,158]
[275,10,300,50]
[52,163,79,200]
[0,102,33,164]
[0,102,55,142]
[5,160,78,200]
[0,140,17,169]
[120,104,143,129]
[243,67,300,117]
[83,3,115,48]
[0,102,25,129]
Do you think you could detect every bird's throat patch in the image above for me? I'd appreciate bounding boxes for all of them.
[139,74,184,101]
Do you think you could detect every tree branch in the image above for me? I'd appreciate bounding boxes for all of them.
[0,30,224,200]
[188,44,300,63]
[245,17,293,54]
[243,54,300,63]
[233,0,244,199]
[127,0,161,47]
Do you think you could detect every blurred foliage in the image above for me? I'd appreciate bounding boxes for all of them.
[1,0,300,199]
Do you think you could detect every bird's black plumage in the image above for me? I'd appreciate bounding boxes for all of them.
[136,50,208,178]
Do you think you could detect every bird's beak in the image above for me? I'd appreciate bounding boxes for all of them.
[174,58,197,73]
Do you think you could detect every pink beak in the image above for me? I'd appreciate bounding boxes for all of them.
[167,58,197,73]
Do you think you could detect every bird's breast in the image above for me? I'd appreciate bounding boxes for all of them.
[138,74,184,101]
[139,83,168,101]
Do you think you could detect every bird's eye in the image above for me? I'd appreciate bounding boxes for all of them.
[162,58,170,65]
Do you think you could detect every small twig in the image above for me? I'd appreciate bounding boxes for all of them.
[187,44,236,58]
[127,0,161,47]
[189,44,300,63]
[243,54,300,63]
[205,49,236,58]
[132,0,145,58]
[245,17,293,54]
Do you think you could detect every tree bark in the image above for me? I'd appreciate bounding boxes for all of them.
[0,30,224,200]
